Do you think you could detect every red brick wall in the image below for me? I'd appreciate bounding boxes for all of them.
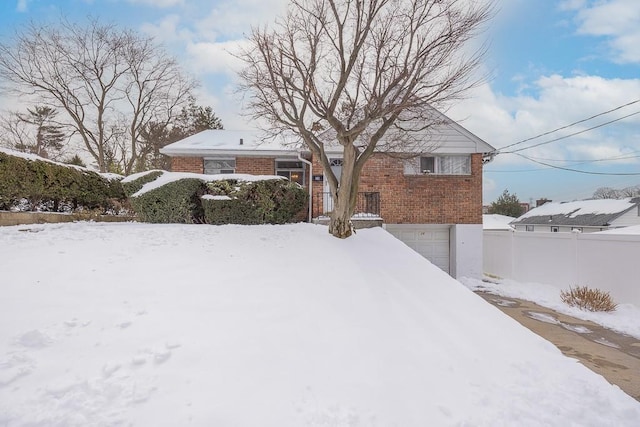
[311,153,483,224]
[171,157,203,173]
[236,157,275,175]
[168,153,483,225]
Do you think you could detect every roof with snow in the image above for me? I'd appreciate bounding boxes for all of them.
[510,198,640,227]
[483,214,515,230]
[160,109,495,158]
[160,130,301,157]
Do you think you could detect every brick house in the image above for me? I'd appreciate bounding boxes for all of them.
[160,116,494,278]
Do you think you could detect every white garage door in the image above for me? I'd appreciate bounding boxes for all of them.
[385,224,451,274]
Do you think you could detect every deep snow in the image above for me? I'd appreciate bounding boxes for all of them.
[1,222,639,426]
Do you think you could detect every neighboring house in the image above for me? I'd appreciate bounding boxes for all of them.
[510,198,640,233]
[483,214,515,231]
[160,114,495,278]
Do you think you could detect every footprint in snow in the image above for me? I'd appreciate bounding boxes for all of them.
[0,353,35,387]
[15,330,52,349]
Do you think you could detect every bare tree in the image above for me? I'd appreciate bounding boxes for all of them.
[0,106,68,159]
[593,185,640,199]
[238,0,494,238]
[592,187,621,199]
[0,18,195,174]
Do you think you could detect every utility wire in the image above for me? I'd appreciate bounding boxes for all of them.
[502,110,640,154]
[519,151,640,163]
[513,152,640,176]
[496,98,640,153]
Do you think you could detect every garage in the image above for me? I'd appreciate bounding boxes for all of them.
[385,224,451,274]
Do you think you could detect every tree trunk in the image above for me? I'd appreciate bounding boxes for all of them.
[328,144,358,238]
[329,192,354,238]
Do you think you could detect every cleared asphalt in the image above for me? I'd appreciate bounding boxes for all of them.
[475,291,640,402]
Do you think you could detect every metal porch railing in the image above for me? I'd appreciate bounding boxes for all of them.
[313,192,380,218]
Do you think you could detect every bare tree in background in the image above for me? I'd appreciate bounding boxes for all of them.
[593,185,640,199]
[238,0,494,238]
[0,18,195,174]
[0,106,67,159]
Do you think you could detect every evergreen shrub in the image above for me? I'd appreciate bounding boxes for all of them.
[129,178,206,223]
[203,178,307,225]
[0,150,126,212]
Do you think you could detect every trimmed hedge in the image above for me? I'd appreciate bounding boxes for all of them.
[128,176,307,225]
[0,150,126,212]
[129,178,206,223]
[122,170,165,197]
[203,179,307,225]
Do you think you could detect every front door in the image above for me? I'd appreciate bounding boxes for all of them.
[323,158,343,214]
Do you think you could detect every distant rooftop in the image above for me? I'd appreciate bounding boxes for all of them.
[511,198,640,227]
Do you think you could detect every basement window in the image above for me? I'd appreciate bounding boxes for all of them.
[204,158,236,174]
[404,155,471,175]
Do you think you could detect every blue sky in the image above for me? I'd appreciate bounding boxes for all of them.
[1,0,639,205]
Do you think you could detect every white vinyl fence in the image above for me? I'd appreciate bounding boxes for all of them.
[484,231,640,307]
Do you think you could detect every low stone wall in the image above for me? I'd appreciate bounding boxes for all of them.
[0,211,136,227]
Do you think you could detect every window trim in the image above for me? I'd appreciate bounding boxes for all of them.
[404,155,472,176]
[275,158,305,185]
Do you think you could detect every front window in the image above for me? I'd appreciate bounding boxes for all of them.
[525,225,534,232]
[204,158,235,174]
[551,226,559,232]
[276,160,305,185]
[404,155,471,175]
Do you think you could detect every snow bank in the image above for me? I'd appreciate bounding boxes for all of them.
[0,223,638,426]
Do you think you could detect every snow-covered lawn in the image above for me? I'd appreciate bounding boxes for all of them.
[1,222,639,426]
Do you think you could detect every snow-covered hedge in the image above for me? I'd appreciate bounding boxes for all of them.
[203,179,307,225]
[121,170,165,197]
[0,150,126,212]
[127,171,307,224]
[129,177,206,223]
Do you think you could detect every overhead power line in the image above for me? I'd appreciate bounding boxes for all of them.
[496,99,640,153]
[502,110,640,154]
[513,153,640,176]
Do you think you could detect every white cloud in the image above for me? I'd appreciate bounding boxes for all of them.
[572,0,640,63]
[16,0,28,12]
[193,0,287,41]
[140,14,194,45]
[448,74,640,166]
[186,40,247,75]
[558,0,587,11]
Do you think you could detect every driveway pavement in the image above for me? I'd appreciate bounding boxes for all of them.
[475,291,640,402]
